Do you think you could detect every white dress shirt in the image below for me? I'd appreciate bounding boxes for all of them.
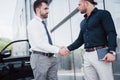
[27,16,59,54]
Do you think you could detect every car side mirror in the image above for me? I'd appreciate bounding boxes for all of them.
[0,50,11,58]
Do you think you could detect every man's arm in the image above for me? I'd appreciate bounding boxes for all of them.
[67,30,84,51]
[101,10,117,52]
[101,10,117,62]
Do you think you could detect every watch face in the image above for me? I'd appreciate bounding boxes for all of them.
[110,51,116,55]
[113,52,116,55]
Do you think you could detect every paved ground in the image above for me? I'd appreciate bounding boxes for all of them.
[58,70,84,80]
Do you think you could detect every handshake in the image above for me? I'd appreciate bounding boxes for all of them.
[59,46,69,56]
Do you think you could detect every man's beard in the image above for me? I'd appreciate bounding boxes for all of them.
[43,14,48,18]
[80,8,87,14]
[41,13,48,19]
[40,13,48,19]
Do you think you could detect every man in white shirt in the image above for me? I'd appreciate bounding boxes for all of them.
[27,0,69,80]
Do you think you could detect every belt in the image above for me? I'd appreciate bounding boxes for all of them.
[33,50,54,57]
[85,46,106,52]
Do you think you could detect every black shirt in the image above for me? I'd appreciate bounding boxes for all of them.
[67,8,117,51]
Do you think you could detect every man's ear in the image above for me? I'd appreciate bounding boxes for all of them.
[36,7,40,13]
[85,1,89,7]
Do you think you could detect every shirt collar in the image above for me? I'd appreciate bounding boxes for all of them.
[84,7,98,18]
[35,16,43,22]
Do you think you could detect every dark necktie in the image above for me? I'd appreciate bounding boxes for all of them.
[42,21,53,45]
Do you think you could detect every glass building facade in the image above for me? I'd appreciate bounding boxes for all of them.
[12,0,120,80]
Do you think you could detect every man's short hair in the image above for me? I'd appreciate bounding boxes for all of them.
[85,0,97,5]
[33,0,48,13]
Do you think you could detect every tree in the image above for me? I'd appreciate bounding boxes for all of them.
[0,38,13,52]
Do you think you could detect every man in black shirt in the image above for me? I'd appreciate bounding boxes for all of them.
[63,0,117,80]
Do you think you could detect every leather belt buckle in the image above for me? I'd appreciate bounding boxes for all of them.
[40,52,54,57]
[33,50,54,57]
[44,53,54,57]
[48,53,54,57]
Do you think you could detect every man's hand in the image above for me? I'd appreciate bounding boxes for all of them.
[59,46,69,56]
[103,53,116,62]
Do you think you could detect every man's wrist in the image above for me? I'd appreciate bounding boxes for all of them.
[109,51,116,55]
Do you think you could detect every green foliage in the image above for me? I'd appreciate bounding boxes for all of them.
[0,38,13,52]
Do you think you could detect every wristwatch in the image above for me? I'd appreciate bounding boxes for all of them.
[109,51,116,55]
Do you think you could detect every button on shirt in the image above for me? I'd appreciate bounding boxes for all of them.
[68,8,117,51]
[27,16,59,53]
